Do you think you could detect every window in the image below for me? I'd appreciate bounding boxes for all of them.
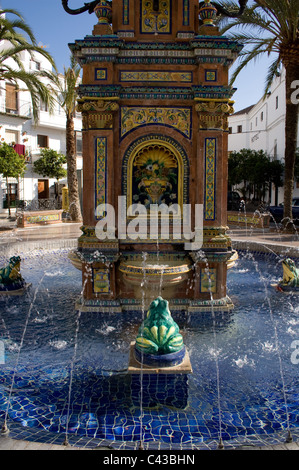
[273,141,277,160]
[32,61,41,71]
[37,135,48,148]
[276,96,279,109]
[228,127,232,134]
[237,125,242,133]
[75,131,82,155]
[30,60,41,71]
[261,112,263,122]
[40,101,48,112]
[6,83,18,113]
[5,129,18,145]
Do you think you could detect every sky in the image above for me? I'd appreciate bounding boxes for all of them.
[1,0,275,112]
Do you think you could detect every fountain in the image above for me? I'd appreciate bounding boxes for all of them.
[0,248,297,449]
[0,0,298,452]
[64,0,243,314]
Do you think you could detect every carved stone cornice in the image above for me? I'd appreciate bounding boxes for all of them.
[77,98,119,129]
[195,99,234,131]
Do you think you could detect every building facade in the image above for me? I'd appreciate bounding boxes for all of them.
[0,46,83,212]
[228,67,299,204]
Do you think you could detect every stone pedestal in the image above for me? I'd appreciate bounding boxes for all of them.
[127,342,192,409]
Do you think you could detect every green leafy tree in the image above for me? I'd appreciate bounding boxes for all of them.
[33,149,67,198]
[0,8,57,122]
[228,148,284,204]
[54,57,82,222]
[228,150,243,189]
[0,142,26,216]
[269,159,284,206]
[221,0,299,226]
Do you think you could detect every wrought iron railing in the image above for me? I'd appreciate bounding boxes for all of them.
[16,198,62,212]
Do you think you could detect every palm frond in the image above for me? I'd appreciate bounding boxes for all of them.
[263,56,282,95]
[0,8,58,123]
[56,57,81,118]
[221,0,299,92]
[0,10,36,44]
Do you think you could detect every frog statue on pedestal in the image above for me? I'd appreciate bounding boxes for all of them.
[0,256,27,293]
[276,258,299,292]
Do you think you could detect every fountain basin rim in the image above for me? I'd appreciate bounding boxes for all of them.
[119,262,192,276]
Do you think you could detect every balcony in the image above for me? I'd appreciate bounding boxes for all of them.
[0,103,32,120]
[37,110,82,130]
[38,110,66,129]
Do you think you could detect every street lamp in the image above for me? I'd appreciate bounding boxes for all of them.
[61,0,248,18]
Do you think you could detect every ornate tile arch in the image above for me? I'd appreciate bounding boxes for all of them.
[122,134,189,212]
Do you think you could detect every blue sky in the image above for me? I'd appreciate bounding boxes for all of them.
[1,0,274,111]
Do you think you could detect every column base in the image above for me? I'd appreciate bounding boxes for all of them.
[75,295,234,313]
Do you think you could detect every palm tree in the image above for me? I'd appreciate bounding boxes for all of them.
[220,0,299,227]
[0,8,57,122]
[55,57,82,222]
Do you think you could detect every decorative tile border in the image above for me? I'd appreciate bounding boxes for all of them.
[204,138,216,221]
[123,0,129,25]
[205,69,217,82]
[26,214,60,224]
[95,68,108,81]
[140,0,171,35]
[93,268,110,294]
[122,133,189,210]
[119,70,193,83]
[183,0,190,26]
[95,137,108,220]
[120,106,192,140]
[200,267,217,293]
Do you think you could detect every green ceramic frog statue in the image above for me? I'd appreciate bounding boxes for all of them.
[280,258,299,288]
[0,256,23,284]
[135,296,184,355]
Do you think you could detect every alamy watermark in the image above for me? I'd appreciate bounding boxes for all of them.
[95,196,204,250]
[0,340,4,365]
[291,340,299,365]
[291,80,299,105]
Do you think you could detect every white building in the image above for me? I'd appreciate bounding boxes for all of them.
[0,46,82,212]
[228,67,299,204]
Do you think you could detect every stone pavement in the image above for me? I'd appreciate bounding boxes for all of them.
[227,226,299,258]
[0,210,298,451]
[0,436,87,450]
[0,434,298,451]
[0,210,298,254]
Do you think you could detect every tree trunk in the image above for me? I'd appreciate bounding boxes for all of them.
[66,115,82,222]
[283,63,299,229]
